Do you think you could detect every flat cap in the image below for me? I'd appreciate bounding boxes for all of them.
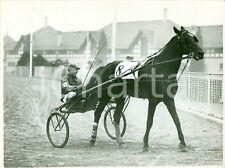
[68,64,80,70]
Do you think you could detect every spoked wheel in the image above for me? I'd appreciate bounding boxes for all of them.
[104,106,126,140]
[46,112,69,148]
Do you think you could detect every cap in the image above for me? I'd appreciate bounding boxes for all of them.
[68,64,80,70]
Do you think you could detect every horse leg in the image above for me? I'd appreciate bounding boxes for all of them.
[143,99,160,152]
[90,96,111,145]
[163,98,186,148]
[113,97,125,146]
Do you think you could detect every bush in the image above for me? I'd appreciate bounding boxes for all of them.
[33,54,51,66]
[17,53,50,66]
[17,53,69,67]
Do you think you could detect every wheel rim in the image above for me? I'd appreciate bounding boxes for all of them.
[46,113,69,148]
[104,107,126,140]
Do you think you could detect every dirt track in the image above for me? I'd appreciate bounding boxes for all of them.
[4,76,223,167]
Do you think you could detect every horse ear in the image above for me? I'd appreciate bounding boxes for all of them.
[173,26,181,36]
[181,26,185,31]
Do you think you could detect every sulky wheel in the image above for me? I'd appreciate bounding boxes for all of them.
[46,112,69,148]
[104,106,126,140]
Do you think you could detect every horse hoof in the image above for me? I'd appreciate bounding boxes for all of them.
[142,146,150,152]
[178,143,187,152]
[89,140,96,146]
[179,142,186,147]
[119,142,126,147]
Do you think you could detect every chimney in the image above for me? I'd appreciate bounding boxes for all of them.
[163,8,167,23]
[44,17,48,27]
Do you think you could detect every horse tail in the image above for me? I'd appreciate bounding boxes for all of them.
[83,66,105,111]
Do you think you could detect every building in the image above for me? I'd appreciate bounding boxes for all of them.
[185,25,223,73]
[5,26,106,70]
[4,35,17,64]
[101,19,179,62]
[4,21,223,74]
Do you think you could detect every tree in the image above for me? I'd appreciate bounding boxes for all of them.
[33,54,50,66]
[17,53,50,66]
[17,52,30,66]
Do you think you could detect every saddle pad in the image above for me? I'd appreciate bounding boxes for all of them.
[115,61,139,79]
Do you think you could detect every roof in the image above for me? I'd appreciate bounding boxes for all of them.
[11,23,222,53]
[89,31,102,43]
[32,26,59,50]
[14,35,30,52]
[4,35,17,51]
[100,19,179,49]
[141,30,154,46]
[185,25,223,48]
[60,31,88,50]
[31,26,88,50]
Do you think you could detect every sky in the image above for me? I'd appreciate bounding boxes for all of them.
[1,0,225,41]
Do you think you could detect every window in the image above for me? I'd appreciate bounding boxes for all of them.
[8,62,16,66]
[210,49,215,53]
[204,48,223,58]
[219,63,223,70]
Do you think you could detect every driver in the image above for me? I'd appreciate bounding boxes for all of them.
[61,64,82,103]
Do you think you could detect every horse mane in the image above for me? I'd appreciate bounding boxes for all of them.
[155,35,179,60]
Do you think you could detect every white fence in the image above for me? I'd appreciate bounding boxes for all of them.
[34,66,62,80]
[7,66,62,79]
[12,66,30,77]
[176,72,223,119]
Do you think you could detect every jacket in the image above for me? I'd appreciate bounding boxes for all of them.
[61,73,82,96]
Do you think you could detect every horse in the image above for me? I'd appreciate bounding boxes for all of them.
[84,26,204,151]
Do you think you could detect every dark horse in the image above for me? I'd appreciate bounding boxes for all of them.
[85,26,204,151]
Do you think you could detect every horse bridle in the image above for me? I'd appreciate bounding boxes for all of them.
[178,31,199,60]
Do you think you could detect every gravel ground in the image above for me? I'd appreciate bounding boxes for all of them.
[4,76,223,167]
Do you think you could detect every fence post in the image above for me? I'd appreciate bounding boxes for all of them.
[207,74,211,113]
[188,73,191,108]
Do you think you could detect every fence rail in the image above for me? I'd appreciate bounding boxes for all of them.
[176,72,223,119]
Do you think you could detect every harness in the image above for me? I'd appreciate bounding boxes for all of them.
[111,35,193,82]
[80,33,196,97]
[59,34,195,111]
[80,56,193,98]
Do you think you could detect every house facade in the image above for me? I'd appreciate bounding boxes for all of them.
[4,26,105,71]
[100,19,179,62]
[186,25,223,74]
[4,22,223,74]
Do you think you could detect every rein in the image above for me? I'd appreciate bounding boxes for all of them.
[78,54,193,97]
[115,53,193,80]
[61,51,193,109]
[177,56,191,81]
[78,35,195,97]
[114,35,193,82]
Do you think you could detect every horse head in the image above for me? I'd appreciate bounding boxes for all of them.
[173,26,204,61]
